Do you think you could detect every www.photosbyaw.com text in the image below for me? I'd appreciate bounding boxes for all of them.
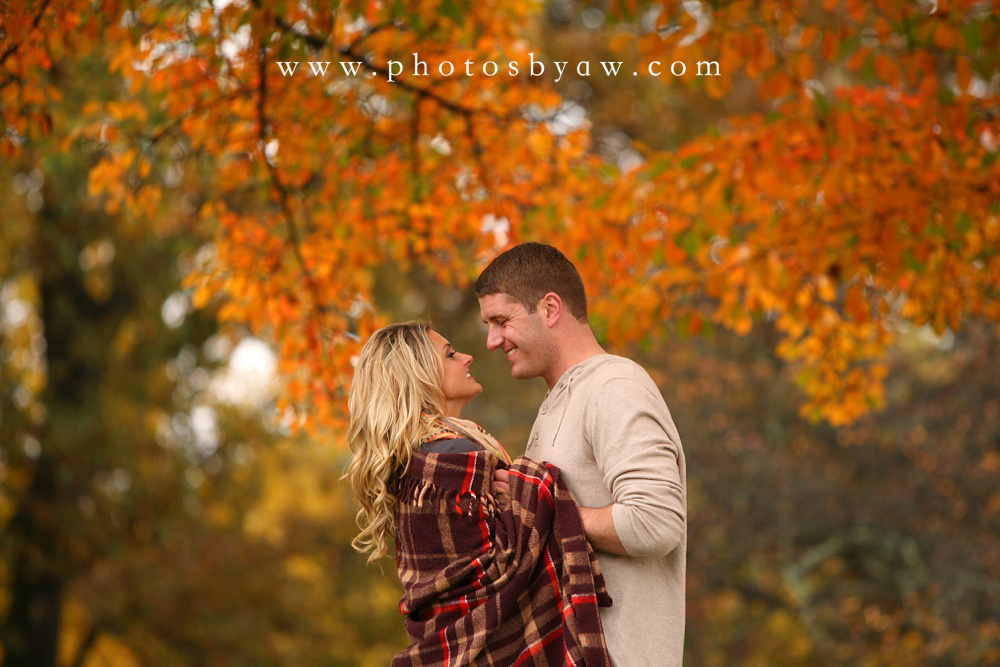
[276,52,720,83]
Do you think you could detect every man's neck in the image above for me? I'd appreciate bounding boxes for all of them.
[544,329,606,389]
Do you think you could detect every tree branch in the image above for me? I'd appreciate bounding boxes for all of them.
[254,41,347,394]
[0,0,53,68]
[268,12,513,121]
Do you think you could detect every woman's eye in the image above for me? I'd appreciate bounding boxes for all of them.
[447,351,457,358]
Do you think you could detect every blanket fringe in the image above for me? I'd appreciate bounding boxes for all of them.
[397,476,498,516]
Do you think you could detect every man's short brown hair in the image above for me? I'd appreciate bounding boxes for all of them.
[474,242,588,321]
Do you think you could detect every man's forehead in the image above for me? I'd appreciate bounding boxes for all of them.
[478,293,523,316]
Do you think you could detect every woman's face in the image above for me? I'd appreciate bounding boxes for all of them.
[428,330,482,412]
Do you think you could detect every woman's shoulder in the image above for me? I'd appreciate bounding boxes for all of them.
[420,437,482,454]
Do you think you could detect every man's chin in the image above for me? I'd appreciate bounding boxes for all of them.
[510,365,535,380]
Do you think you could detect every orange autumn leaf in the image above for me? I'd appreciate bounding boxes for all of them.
[3,0,997,432]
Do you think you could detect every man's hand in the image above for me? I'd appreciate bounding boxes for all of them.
[577,505,630,556]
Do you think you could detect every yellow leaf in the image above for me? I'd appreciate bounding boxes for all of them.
[816,276,836,302]
[703,72,729,100]
[192,284,213,308]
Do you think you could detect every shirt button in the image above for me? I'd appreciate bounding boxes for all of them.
[540,405,548,414]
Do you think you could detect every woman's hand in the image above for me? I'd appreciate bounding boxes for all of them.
[492,468,510,500]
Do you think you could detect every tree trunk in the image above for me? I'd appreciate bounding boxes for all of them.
[2,186,105,667]
[1,454,63,667]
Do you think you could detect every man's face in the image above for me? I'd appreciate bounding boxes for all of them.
[478,293,555,381]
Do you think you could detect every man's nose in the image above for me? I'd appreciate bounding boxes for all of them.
[485,327,502,350]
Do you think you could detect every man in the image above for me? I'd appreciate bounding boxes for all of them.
[476,242,687,667]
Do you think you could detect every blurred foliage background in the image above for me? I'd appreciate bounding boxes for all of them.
[2,0,998,666]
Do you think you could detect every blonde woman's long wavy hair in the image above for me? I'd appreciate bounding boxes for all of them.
[346,322,445,563]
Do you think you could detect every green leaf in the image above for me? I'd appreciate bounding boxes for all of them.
[647,159,672,178]
[954,214,972,235]
[674,313,694,339]
[836,35,860,60]
[677,229,698,258]
[652,242,665,265]
[439,0,465,26]
[961,22,982,52]
[902,249,924,274]
[813,91,831,118]
[901,15,918,49]
[859,53,876,85]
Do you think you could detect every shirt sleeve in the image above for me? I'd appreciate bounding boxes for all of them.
[420,438,482,454]
[588,375,686,558]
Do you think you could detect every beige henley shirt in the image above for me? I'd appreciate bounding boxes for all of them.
[525,354,687,667]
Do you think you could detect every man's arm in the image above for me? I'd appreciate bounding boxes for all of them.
[589,375,687,558]
[577,505,629,556]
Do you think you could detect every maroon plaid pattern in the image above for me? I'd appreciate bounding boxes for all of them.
[393,451,613,666]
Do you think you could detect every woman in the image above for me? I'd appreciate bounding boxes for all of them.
[346,322,510,563]
[347,321,612,666]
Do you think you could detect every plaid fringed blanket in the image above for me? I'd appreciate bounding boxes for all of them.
[393,451,613,666]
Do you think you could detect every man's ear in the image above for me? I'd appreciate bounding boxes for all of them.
[538,292,563,328]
